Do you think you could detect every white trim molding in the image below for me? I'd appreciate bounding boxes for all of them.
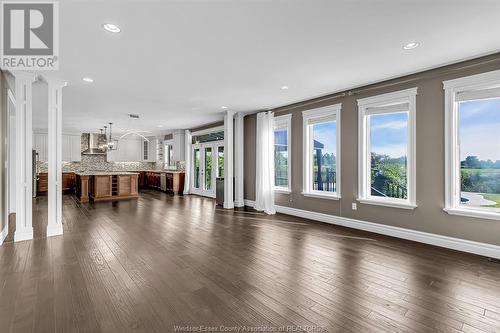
[357,87,418,209]
[443,69,500,221]
[302,104,342,199]
[0,223,8,246]
[273,113,292,193]
[223,111,235,209]
[243,199,500,259]
[13,72,37,242]
[45,77,67,237]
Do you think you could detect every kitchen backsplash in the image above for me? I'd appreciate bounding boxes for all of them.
[37,154,186,173]
[37,154,157,173]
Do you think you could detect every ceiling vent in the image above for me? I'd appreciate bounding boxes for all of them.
[128,114,140,119]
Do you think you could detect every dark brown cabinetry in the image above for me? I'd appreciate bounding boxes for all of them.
[138,171,185,195]
[37,172,76,194]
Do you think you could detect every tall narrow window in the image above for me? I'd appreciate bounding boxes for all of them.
[444,70,500,220]
[164,142,174,169]
[274,114,292,192]
[302,104,341,199]
[217,146,224,178]
[357,88,417,209]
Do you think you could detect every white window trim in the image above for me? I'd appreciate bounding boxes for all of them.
[357,87,418,209]
[274,114,292,193]
[302,104,342,199]
[443,69,500,220]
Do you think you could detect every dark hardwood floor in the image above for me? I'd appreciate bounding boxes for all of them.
[1,190,500,332]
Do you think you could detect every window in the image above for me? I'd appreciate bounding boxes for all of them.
[164,142,174,169]
[274,114,291,192]
[444,70,500,220]
[302,104,341,199]
[217,146,224,178]
[357,88,417,209]
[143,140,149,160]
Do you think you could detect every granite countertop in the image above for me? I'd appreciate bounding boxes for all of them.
[127,170,185,174]
[74,171,140,176]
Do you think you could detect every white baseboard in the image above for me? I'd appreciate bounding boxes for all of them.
[14,229,33,242]
[46,224,63,237]
[0,223,8,245]
[243,199,500,259]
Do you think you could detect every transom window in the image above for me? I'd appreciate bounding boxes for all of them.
[274,114,291,192]
[357,88,417,209]
[302,104,341,199]
[444,70,500,220]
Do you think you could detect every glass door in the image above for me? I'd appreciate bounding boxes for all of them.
[191,142,222,197]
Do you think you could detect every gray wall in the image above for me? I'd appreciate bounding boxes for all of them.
[244,53,500,246]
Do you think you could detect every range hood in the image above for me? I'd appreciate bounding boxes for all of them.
[82,133,107,155]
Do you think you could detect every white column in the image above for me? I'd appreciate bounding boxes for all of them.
[223,111,235,209]
[45,78,67,237]
[183,130,192,195]
[13,72,36,242]
[234,113,245,207]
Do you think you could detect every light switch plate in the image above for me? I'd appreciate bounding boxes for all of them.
[352,202,357,210]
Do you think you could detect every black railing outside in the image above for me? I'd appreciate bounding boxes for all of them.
[313,168,336,192]
[370,169,407,199]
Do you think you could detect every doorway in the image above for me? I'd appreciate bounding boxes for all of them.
[191,141,224,198]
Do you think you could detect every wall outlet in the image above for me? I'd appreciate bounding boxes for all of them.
[351,202,357,210]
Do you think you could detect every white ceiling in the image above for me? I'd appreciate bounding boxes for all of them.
[35,0,500,134]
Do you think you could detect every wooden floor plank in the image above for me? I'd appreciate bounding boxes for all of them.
[0,191,500,332]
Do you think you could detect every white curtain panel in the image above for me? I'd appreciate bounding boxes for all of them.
[254,111,276,214]
[183,130,192,194]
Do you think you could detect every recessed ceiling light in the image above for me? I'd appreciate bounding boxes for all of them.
[82,77,94,83]
[403,41,420,50]
[221,106,228,109]
[102,23,121,33]
[157,125,164,128]
[281,86,289,90]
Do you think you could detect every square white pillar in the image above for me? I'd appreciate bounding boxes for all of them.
[223,111,235,209]
[13,72,36,242]
[45,78,67,237]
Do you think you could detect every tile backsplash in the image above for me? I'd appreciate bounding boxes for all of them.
[37,154,157,173]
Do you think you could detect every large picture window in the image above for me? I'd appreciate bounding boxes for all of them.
[274,114,291,192]
[302,104,341,199]
[357,88,417,209]
[444,70,500,220]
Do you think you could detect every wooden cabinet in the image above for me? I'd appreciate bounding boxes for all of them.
[85,174,139,202]
[37,173,48,194]
[91,175,112,199]
[37,172,77,194]
[145,171,161,189]
[62,173,76,191]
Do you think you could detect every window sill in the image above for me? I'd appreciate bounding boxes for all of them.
[357,198,417,210]
[444,207,500,221]
[274,188,291,194]
[302,192,341,200]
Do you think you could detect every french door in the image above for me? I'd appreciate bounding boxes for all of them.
[191,141,224,197]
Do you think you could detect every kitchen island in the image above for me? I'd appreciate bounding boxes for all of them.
[76,171,139,203]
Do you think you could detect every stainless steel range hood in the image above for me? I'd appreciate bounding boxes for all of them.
[82,133,107,155]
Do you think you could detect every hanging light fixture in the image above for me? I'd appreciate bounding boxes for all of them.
[107,122,118,150]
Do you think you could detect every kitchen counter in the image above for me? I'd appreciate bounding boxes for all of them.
[76,172,139,203]
[75,171,140,176]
